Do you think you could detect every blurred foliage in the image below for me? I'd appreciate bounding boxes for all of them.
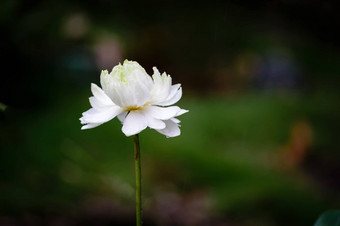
[1,0,340,225]
[1,93,339,225]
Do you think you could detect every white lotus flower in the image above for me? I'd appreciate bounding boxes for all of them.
[80,60,188,137]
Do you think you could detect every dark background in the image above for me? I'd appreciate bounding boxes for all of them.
[1,1,340,225]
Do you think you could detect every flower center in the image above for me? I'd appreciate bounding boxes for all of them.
[125,105,142,111]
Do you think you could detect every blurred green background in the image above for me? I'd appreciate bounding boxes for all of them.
[1,1,340,225]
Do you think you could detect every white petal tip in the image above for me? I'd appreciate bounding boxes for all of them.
[79,117,85,124]
[166,132,180,138]
[81,125,90,130]
[81,122,102,130]
[176,109,189,116]
[122,130,138,137]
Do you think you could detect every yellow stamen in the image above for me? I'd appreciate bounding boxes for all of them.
[125,105,142,111]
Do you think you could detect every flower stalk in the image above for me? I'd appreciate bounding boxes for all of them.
[79,60,188,225]
[134,134,142,226]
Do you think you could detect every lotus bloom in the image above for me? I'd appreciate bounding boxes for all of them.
[80,60,188,137]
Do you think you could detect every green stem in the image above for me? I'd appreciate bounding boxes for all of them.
[134,134,142,226]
